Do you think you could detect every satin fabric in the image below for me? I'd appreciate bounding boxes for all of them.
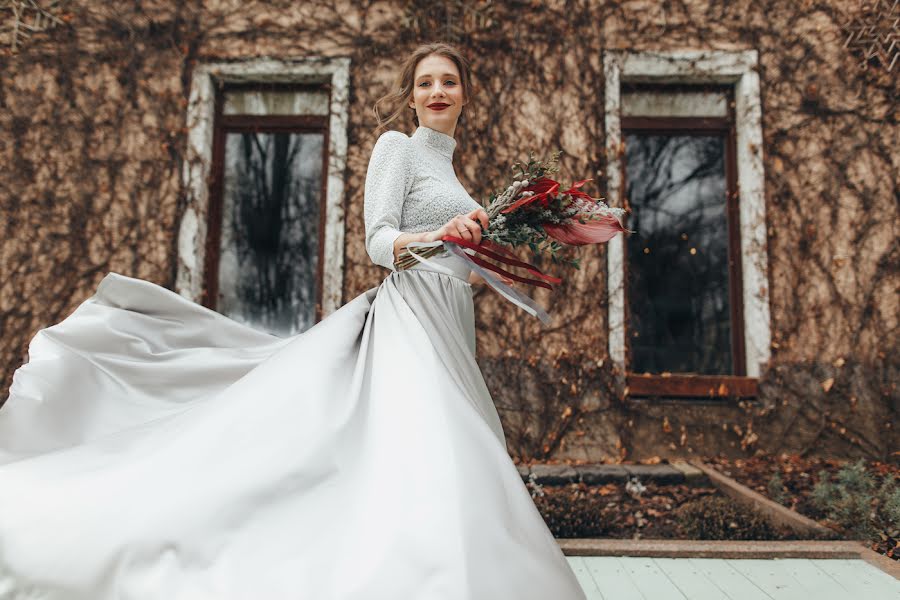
[0,257,586,599]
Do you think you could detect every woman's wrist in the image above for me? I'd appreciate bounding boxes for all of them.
[392,231,435,264]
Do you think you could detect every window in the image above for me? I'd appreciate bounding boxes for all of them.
[604,51,771,399]
[204,83,329,336]
[177,58,351,334]
[622,84,744,377]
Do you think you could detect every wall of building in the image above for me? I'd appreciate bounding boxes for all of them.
[1,0,896,461]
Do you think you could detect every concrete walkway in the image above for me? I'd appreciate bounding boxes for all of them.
[560,540,900,599]
[566,555,900,599]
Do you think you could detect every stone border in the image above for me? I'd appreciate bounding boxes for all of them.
[516,461,709,487]
[670,460,707,486]
[557,539,899,580]
[688,460,838,540]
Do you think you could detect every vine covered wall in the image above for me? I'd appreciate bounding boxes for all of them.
[1,0,897,462]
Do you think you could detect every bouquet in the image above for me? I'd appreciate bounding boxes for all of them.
[393,150,632,325]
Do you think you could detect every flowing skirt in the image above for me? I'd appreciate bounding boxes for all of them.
[0,254,586,600]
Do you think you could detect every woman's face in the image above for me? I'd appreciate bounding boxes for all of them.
[408,54,466,136]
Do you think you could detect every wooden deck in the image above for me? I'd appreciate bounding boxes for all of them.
[566,556,900,599]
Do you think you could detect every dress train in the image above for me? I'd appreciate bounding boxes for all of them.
[0,258,586,599]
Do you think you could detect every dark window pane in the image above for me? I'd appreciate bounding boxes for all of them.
[624,133,732,375]
[217,131,323,336]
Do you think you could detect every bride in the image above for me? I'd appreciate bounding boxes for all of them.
[0,42,588,599]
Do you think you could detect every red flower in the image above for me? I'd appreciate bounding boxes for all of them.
[500,176,561,214]
[560,178,595,203]
[543,214,626,245]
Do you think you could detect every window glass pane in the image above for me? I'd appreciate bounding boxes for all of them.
[622,90,727,118]
[624,133,732,375]
[217,131,323,336]
[223,89,330,116]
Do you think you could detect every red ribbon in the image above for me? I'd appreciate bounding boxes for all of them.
[438,235,563,290]
[476,238,564,286]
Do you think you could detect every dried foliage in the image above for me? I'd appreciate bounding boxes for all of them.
[529,480,788,540]
[706,453,900,556]
[1,1,207,407]
[0,0,897,462]
[0,0,68,53]
[751,357,899,460]
[840,0,899,72]
[673,495,791,540]
[482,350,624,461]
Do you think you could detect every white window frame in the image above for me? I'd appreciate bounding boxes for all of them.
[603,49,771,377]
[177,56,351,317]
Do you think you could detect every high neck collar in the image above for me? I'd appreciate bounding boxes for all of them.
[411,125,456,160]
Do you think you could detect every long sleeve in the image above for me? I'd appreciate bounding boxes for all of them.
[364,131,416,271]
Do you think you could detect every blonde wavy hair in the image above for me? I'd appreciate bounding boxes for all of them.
[371,42,474,136]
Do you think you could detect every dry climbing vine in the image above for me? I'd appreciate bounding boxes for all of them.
[0,0,896,462]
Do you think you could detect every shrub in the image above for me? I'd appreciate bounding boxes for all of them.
[531,487,608,538]
[674,495,779,540]
[767,470,788,504]
[878,473,900,529]
[810,459,881,540]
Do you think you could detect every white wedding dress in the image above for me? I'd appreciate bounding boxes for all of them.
[0,125,587,599]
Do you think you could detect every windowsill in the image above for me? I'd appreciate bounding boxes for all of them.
[625,372,758,399]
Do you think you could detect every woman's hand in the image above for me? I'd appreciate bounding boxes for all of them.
[425,207,489,245]
[428,208,515,287]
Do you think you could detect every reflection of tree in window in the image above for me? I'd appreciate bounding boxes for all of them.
[625,134,732,375]
[218,132,323,336]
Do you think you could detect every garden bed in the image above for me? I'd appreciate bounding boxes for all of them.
[529,477,803,541]
[702,453,899,560]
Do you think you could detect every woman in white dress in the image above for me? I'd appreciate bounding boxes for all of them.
[0,42,587,599]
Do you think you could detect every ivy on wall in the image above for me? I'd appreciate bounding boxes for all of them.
[840,0,899,72]
[0,0,69,54]
[0,0,896,462]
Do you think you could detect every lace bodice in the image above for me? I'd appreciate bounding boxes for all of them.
[364,125,481,271]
